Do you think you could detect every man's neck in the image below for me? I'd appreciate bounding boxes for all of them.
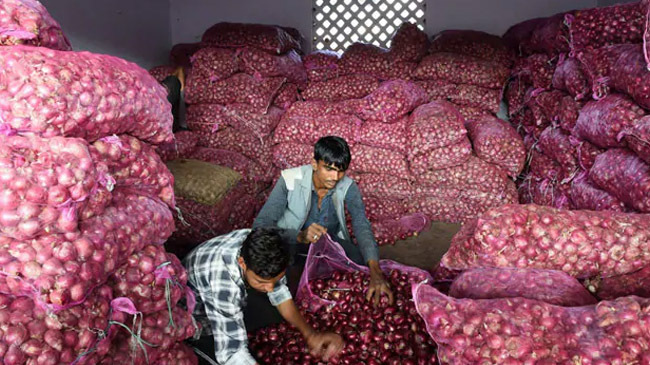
[312,175,330,192]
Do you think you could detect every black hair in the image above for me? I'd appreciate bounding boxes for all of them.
[314,136,351,171]
[241,227,289,279]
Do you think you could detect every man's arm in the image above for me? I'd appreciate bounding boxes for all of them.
[203,278,257,364]
[344,182,379,263]
[252,176,300,244]
[344,182,394,305]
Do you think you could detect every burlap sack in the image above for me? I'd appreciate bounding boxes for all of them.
[166,159,241,205]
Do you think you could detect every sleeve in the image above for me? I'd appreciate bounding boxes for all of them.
[204,273,256,365]
[252,176,300,244]
[344,182,380,263]
[267,276,292,306]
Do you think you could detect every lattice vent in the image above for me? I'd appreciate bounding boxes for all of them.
[313,0,425,53]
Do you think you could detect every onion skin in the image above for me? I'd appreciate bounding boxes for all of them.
[415,282,650,364]
[249,269,437,364]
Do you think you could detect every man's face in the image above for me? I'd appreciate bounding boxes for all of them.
[312,159,346,190]
[238,257,285,293]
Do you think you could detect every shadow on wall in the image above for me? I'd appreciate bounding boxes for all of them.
[38,0,171,69]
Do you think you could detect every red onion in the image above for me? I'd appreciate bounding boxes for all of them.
[201,22,301,55]
[429,30,513,66]
[441,204,650,279]
[388,23,429,63]
[413,52,509,89]
[185,72,285,113]
[589,148,650,213]
[154,131,200,163]
[187,103,283,138]
[249,269,437,364]
[301,74,380,102]
[0,46,172,144]
[0,0,71,50]
[414,282,650,364]
[465,116,526,177]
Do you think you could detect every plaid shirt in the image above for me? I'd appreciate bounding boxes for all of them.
[183,229,292,365]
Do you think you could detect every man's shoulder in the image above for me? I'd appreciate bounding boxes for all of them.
[281,165,310,190]
[184,229,250,264]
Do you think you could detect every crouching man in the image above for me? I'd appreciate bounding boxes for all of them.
[253,136,394,305]
[183,228,343,365]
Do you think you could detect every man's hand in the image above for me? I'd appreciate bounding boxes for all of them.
[366,261,394,307]
[306,331,344,361]
[297,223,327,244]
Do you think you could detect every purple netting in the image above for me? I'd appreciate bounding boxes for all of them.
[296,234,432,312]
[441,203,650,279]
[589,148,650,213]
[572,93,645,149]
[449,267,597,306]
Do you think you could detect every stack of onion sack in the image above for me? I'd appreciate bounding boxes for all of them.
[503,3,650,213]
[405,101,520,224]
[440,204,650,298]
[248,235,437,364]
[98,245,199,364]
[163,158,267,258]
[0,25,198,363]
[412,30,512,120]
[302,22,429,99]
[413,281,650,364]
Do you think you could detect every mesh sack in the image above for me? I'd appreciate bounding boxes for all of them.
[407,101,467,159]
[271,142,313,170]
[412,52,509,89]
[429,29,513,65]
[350,144,410,179]
[184,73,285,113]
[355,80,427,123]
[589,148,650,213]
[413,282,650,364]
[303,50,340,82]
[238,48,307,85]
[201,22,301,54]
[449,267,596,306]
[465,116,526,177]
[572,93,645,149]
[569,172,629,212]
[300,74,380,102]
[154,131,200,163]
[296,234,432,312]
[441,203,650,279]
[0,0,71,50]
[0,46,172,144]
[186,103,283,137]
[388,22,430,62]
[408,138,473,175]
[621,115,650,165]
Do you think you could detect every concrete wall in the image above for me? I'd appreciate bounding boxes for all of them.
[597,0,637,6]
[169,0,312,50]
[425,0,596,36]
[169,0,606,52]
[40,0,171,69]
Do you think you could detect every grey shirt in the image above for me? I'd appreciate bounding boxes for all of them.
[253,176,379,263]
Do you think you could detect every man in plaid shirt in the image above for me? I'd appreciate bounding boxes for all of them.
[183,227,343,365]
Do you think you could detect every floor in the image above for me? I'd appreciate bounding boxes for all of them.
[379,221,462,271]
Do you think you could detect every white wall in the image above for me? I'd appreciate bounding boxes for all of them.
[169,0,610,53]
[425,0,596,36]
[169,0,312,50]
[40,0,171,69]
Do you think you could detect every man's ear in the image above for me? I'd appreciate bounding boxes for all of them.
[311,158,318,171]
[237,256,246,271]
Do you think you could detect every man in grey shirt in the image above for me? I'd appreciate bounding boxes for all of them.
[253,136,393,305]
